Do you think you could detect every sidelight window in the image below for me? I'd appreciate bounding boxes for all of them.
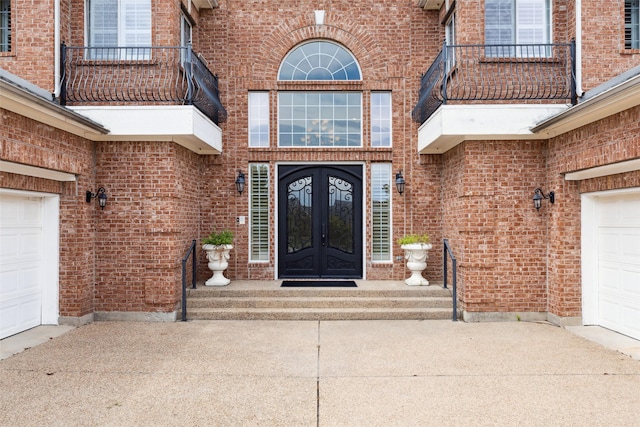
[250,164,269,261]
[371,164,392,262]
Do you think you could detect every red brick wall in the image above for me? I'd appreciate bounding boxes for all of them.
[442,140,548,314]
[581,1,640,93]
[546,105,640,318]
[94,141,201,313]
[1,109,96,318]
[1,0,56,92]
[193,0,444,281]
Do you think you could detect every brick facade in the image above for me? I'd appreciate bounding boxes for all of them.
[1,0,639,325]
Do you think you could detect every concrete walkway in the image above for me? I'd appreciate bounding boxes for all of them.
[1,320,640,426]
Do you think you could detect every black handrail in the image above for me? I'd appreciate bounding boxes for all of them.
[443,239,458,322]
[181,239,197,321]
[412,40,576,124]
[60,44,227,125]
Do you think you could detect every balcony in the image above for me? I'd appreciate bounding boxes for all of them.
[60,45,227,154]
[412,42,576,154]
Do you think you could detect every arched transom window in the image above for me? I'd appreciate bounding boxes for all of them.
[274,40,364,147]
[278,41,361,81]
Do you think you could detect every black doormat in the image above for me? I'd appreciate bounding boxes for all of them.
[281,280,357,288]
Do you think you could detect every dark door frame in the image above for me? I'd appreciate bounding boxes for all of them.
[277,163,364,279]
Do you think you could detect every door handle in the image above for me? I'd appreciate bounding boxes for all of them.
[321,224,326,246]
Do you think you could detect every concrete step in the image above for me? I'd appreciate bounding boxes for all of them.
[185,307,454,321]
[187,296,452,309]
[182,280,457,321]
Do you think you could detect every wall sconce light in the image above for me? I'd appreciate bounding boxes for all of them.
[235,170,246,195]
[395,170,406,194]
[533,187,554,210]
[86,187,107,210]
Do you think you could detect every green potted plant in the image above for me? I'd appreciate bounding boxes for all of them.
[202,229,234,286]
[397,233,432,286]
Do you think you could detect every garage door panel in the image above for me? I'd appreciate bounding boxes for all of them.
[0,292,41,338]
[598,232,618,257]
[594,192,640,341]
[623,306,640,338]
[0,194,45,339]
[624,269,640,295]
[599,298,621,325]
[622,232,640,259]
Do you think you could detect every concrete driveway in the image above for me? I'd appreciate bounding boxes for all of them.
[1,320,640,426]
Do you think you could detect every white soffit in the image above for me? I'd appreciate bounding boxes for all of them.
[0,160,76,182]
[417,104,569,154]
[191,0,218,10]
[417,0,444,10]
[69,106,223,155]
[564,158,640,181]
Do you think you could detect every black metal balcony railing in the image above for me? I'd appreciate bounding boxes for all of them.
[412,41,576,125]
[60,45,227,125]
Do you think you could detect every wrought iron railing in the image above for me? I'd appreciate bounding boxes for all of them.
[443,239,458,322]
[412,41,576,125]
[181,239,197,322]
[60,44,227,125]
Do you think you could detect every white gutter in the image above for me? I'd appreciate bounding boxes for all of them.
[54,0,61,98]
[575,0,583,97]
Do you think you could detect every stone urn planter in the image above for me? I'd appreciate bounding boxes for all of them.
[202,230,234,287]
[398,234,432,286]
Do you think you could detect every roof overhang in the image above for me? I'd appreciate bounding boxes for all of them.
[531,72,640,138]
[418,104,568,154]
[69,106,223,155]
[417,0,444,10]
[0,71,109,138]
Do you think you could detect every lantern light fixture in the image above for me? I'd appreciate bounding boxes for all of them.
[86,187,107,210]
[235,170,246,195]
[533,187,554,210]
[395,170,406,194]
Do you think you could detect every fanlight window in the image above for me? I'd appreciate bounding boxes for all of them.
[278,41,361,81]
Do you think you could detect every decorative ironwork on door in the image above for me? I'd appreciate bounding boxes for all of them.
[279,165,362,278]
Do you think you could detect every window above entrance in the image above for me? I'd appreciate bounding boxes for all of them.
[278,41,361,81]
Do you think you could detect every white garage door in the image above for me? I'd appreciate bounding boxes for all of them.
[0,194,44,339]
[596,193,640,340]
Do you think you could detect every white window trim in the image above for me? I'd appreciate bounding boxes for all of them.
[249,164,270,262]
[370,163,392,263]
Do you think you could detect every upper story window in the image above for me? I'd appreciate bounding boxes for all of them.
[180,12,192,64]
[87,0,151,59]
[0,0,10,52]
[626,0,640,49]
[278,41,361,81]
[485,0,551,57]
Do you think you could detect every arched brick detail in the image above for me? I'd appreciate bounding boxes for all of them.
[254,11,388,81]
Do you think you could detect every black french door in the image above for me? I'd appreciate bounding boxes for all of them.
[278,165,363,278]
